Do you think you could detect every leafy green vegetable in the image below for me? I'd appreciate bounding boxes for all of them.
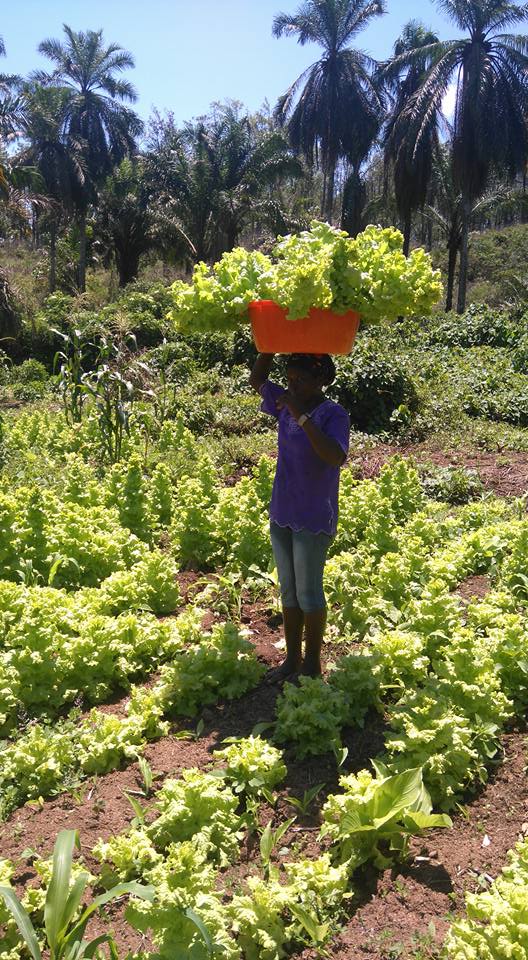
[321,767,451,869]
[168,221,442,333]
[275,677,345,758]
[213,736,287,796]
[444,836,528,959]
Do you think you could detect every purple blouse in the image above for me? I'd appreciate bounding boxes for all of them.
[260,380,350,536]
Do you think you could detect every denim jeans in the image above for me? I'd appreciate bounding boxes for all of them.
[270,521,332,613]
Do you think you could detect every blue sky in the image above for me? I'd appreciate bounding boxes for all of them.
[1,1,460,125]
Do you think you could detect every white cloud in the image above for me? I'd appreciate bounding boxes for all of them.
[442,82,457,119]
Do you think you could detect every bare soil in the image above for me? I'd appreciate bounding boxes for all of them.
[455,574,491,604]
[352,443,528,500]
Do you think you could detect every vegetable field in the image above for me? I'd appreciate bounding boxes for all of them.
[0,395,527,960]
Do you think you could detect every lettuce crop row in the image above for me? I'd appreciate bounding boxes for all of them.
[2,410,449,584]
[327,495,516,641]
[91,741,448,960]
[0,616,263,818]
[0,555,181,734]
[0,461,177,590]
[276,500,528,813]
[1,407,277,577]
[444,834,528,959]
[276,588,526,811]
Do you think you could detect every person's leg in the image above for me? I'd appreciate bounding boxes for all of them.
[269,523,304,680]
[282,606,304,672]
[302,608,327,677]
[292,530,332,678]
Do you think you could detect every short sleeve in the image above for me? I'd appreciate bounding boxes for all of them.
[260,380,286,419]
[321,404,350,456]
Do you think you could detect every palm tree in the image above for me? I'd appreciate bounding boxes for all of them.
[18,85,85,291]
[381,21,441,255]
[389,1,528,312]
[203,104,303,256]
[272,0,385,222]
[0,32,17,342]
[97,157,156,287]
[426,142,522,309]
[146,104,303,263]
[34,25,143,291]
[0,37,24,179]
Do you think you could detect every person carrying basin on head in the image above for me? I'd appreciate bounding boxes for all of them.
[249,351,350,682]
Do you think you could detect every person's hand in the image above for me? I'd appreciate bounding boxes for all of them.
[275,389,304,421]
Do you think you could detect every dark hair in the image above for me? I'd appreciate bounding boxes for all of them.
[287,353,337,386]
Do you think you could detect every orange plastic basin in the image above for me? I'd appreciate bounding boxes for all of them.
[248,300,360,355]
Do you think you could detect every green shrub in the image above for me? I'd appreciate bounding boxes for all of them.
[36,291,75,331]
[146,339,197,384]
[418,464,485,504]
[11,381,48,402]
[464,381,528,426]
[426,304,519,348]
[330,347,420,433]
[12,359,49,383]
[19,316,59,368]
[99,285,174,347]
[511,321,528,373]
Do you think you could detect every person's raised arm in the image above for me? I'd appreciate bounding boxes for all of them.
[249,353,275,393]
[276,392,349,467]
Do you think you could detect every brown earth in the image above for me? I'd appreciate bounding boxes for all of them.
[455,574,491,604]
[223,441,528,500]
[351,443,528,500]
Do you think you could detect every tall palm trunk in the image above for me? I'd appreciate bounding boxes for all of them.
[78,209,87,293]
[324,155,337,223]
[117,258,140,287]
[49,221,57,293]
[456,194,471,314]
[226,218,239,253]
[402,213,412,256]
[426,218,432,251]
[446,241,458,311]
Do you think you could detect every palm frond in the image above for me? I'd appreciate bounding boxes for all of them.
[433,1,476,32]
[484,3,528,34]
[380,38,459,76]
[339,0,386,47]
[273,62,320,125]
[37,37,67,66]
[0,161,8,199]
[494,32,528,54]
[272,9,322,45]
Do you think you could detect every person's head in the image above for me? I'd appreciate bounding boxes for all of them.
[286,354,336,404]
